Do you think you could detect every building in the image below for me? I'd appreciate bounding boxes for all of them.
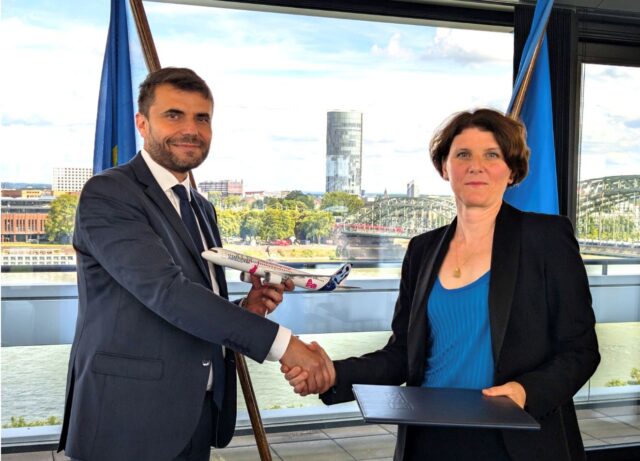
[1,189,22,198]
[326,111,362,195]
[407,180,419,198]
[22,189,48,198]
[198,179,243,196]
[1,246,76,267]
[1,196,53,243]
[52,167,92,193]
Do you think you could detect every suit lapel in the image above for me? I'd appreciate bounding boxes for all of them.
[406,220,456,384]
[488,203,522,363]
[130,154,211,284]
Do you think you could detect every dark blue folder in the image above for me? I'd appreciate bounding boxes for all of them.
[353,384,540,430]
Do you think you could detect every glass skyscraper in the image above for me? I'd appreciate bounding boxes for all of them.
[326,111,362,195]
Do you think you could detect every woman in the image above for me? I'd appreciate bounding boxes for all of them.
[284,108,600,460]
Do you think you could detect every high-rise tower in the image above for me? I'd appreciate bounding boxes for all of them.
[326,111,362,195]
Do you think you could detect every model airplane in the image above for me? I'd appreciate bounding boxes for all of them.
[201,247,354,292]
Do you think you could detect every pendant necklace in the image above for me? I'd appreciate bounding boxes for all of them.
[452,229,493,278]
[453,242,467,278]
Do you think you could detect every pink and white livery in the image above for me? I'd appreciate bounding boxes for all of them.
[201,248,353,292]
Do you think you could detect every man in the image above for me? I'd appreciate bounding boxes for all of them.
[59,67,332,461]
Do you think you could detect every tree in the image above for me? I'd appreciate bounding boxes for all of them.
[264,197,284,209]
[295,211,334,243]
[240,211,263,240]
[45,194,79,243]
[284,190,315,209]
[217,210,241,240]
[259,209,296,241]
[281,199,309,212]
[265,194,313,212]
[207,191,223,208]
[321,191,364,214]
[221,195,243,210]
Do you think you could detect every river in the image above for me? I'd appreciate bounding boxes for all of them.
[2,326,639,426]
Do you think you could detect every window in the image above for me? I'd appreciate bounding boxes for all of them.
[1,0,514,440]
[577,64,640,268]
[143,0,514,417]
[575,61,640,447]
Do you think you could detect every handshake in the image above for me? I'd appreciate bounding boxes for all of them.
[244,277,334,396]
[279,336,335,396]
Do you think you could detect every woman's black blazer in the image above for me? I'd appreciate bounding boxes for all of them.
[321,202,600,461]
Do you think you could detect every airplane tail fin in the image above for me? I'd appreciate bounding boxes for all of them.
[319,263,352,292]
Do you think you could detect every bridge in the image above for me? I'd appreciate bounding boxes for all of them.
[339,195,456,238]
[336,175,640,258]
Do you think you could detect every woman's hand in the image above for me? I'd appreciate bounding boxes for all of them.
[482,381,527,409]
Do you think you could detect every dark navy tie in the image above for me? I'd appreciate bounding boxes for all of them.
[172,184,226,408]
[172,185,206,254]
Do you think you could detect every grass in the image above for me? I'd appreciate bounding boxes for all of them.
[2,415,62,428]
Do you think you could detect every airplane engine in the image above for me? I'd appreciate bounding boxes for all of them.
[264,272,283,285]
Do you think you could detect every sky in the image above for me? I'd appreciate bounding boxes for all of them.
[579,64,640,181]
[0,0,638,194]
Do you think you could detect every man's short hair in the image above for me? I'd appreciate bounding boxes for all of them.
[138,67,212,117]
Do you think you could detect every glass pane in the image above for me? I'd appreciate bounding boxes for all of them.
[577,64,640,268]
[1,0,109,433]
[1,0,513,441]
[576,63,640,448]
[143,1,514,414]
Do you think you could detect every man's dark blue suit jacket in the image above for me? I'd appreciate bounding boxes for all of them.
[59,153,279,461]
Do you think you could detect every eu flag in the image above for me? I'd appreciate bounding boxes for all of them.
[93,0,137,174]
[504,0,559,214]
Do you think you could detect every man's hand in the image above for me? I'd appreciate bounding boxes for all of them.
[482,381,527,409]
[280,337,334,395]
[243,274,294,316]
[281,341,335,396]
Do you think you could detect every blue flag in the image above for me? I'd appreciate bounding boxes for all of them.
[504,0,559,214]
[93,0,138,174]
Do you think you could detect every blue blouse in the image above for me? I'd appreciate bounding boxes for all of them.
[422,271,494,389]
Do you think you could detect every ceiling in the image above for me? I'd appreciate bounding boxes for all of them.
[405,0,640,17]
[160,0,640,22]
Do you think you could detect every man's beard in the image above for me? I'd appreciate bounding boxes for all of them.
[146,133,210,174]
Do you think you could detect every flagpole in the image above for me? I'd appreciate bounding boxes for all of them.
[128,0,160,72]
[508,12,551,120]
[127,1,273,459]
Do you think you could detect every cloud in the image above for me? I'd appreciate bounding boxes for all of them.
[2,0,514,194]
[1,115,53,127]
[421,28,512,65]
[599,66,632,80]
[271,135,319,143]
[0,16,105,126]
[371,33,413,59]
[579,64,640,182]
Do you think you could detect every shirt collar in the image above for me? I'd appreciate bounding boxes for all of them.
[141,149,192,199]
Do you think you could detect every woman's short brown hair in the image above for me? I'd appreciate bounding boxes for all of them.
[429,108,530,186]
